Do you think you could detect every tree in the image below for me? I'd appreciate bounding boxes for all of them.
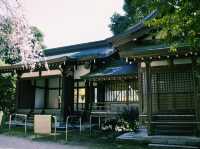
[147,0,200,49]
[0,17,45,64]
[0,74,16,114]
[0,16,19,64]
[0,0,45,67]
[0,0,46,115]
[110,0,200,49]
[30,26,46,50]
[109,0,151,35]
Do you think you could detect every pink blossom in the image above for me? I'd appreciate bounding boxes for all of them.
[0,0,46,69]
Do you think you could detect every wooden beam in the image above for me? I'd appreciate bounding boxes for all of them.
[145,60,152,135]
[44,78,49,109]
[138,63,143,120]
[61,65,74,121]
[89,81,95,108]
[97,82,105,103]
[85,80,90,112]
[192,57,200,136]
[15,72,22,111]
[76,81,79,111]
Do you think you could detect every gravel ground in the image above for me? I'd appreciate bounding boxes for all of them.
[0,135,88,149]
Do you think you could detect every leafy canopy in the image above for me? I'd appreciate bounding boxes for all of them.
[0,17,45,64]
[110,0,151,35]
[110,0,200,49]
[148,0,200,49]
[0,0,46,67]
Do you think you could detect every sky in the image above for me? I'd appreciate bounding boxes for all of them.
[23,0,125,48]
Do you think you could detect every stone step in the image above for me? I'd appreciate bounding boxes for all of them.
[148,144,199,149]
[152,116,196,122]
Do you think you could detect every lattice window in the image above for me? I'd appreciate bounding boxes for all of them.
[151,69,194,112]
[152,71,193,94]
[104,80,138,102]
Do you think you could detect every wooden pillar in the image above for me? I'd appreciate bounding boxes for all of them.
[18,79,35,109]
[85,80,90,111]
[15,72,22,111]
[138,63,143,124]
[76,80,79,111]
[89,81,95,109]
[44,78,49,109]
[97,82,105,103]
[156,75,160,112]
[89,61,95,107]
[145,61,152,135]
[61,65,74,121]
[192,57,200,135]
[126,80,129,103]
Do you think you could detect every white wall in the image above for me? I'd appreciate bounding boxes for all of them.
[35,88,45,109]
[74,65,90,79]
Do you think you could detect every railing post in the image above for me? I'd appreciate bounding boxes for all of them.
[90,115,92,135]
[65,116,69,141]
[145,60,152,135]
[9,114,27,134]
[98,116,101,129]
[52,116,57,139]
[9,114,12,132]
[25,115,27,134]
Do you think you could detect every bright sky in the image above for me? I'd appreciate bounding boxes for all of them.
[24,0,124,48]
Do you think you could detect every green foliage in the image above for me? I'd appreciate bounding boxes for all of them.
[0,19,46,64]
[120,107,139,122]
[109,0,151,35]
[110,0,200,50]
[0,22,45,115]
[0,17,20,64]
[102,107,139,132]
[0,18,17,115]
[0,74,16,114]
[110,13,132,35]
[147,0,200,49]
[30,26,46,49]
[102,118,138,132]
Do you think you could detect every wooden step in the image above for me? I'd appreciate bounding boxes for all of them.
[152,115,196,122]
[152,123,196,136]
[153,130,194,136]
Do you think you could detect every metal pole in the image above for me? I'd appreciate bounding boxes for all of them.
[79,117,82,134]
[25,115,27,134]
[90,115,92,135]
[98,116,101,129]
[9,114,12,132]
[52,116,57,139]
[66,116,69,141]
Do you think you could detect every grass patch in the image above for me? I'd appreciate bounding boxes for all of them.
[0,126,150,149]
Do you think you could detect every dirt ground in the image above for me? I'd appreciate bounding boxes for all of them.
[0,135,88,149]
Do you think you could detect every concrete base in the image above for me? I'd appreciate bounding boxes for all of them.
[148,144,199,149]
[117,128,200,148]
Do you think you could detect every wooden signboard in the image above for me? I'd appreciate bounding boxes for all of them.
[34,115,51,134]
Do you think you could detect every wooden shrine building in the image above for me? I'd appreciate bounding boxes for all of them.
[0,11,199,136]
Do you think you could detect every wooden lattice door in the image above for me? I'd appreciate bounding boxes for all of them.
[151,69,194,114]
